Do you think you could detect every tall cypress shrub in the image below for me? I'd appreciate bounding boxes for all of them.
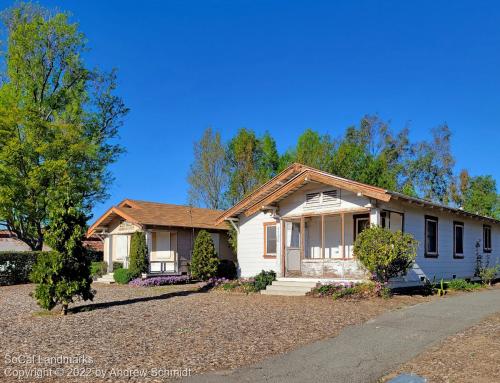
[190,230,219,281]
[129,232,149,278]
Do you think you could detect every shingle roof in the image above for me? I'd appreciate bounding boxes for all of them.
[88,199,228,235]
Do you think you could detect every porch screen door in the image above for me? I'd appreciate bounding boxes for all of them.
[285,221,301,274]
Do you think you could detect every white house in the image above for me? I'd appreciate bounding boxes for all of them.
[216,164,499,293]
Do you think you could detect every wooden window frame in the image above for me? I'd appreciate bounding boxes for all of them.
[483,224,492,253]
[424,215,439,258]
[453,221,464,259]
[263,222,277,259]
[353,214,370,242]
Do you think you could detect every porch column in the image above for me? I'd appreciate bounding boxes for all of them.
[321,215,325,259]
[340,213,345,259]
[105,236,113,273]
[370,207,381,226]
[300,216,305,261]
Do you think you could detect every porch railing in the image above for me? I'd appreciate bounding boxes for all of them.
[149,260,177,274]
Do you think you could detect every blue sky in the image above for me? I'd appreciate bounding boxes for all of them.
[17,0,500,221]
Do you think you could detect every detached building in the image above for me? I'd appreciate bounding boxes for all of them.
[88,199,233,274]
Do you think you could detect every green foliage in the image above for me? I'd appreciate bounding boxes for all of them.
[216,279,257,294]
[452,171,499,219]
[253,270,276,291]
[90,261,107,278]
[128,232,148,278]
[228,226,238,255]
[188,127,228,209]
[479,266,499,286]
[0,251,49,285]
[30,251,94,313]
[0,4,128,250]
[30,200,94,314]
[295,129,335,171]
[113,262,123,270]
[311,281,385,300]
[190,230,219,281]
[354,225,418,283]
[225,128,279,204]
[446,278,480,291]
[113,268,133,284]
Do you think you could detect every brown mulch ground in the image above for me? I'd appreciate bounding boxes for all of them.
[0,283,431,382]
[382,313,500,383]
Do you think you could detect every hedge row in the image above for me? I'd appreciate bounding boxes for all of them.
[0,250,103,286]
[0,251,49,286]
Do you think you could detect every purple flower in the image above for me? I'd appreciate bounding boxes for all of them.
[129,275,190,287]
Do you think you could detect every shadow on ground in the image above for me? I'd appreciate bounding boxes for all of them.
[69,284,213,314]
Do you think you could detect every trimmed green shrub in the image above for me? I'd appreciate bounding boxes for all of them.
[90,261,107,278]
[253,270,276,291]
[354,226,418,283]
[113,261,123,270]
[0,251,49,285]
[113,268,133,284]
[129,232,149,278]
[217,260,237,279]
[190,230,219,281]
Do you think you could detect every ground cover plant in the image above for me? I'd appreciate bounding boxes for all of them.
[129,275,190,287]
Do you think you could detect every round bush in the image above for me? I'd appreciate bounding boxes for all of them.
[113,268,133,284]
[354,225,418,283]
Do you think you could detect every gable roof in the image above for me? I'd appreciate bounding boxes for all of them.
[88,199,228,235]
[216,163,500,225]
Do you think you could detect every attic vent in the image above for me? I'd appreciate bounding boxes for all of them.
[305,192,321,207]
[322,189,340,205]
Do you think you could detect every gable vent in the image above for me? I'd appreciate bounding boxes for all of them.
[305,192,321,207]
[322,189,340,205]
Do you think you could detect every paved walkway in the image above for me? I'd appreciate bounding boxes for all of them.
[186,289,500,383]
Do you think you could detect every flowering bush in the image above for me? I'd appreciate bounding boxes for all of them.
[208,277,258,294]
[309,281,390,299]
[129,275,190,287]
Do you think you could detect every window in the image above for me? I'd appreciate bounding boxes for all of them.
[381,210,404,232]
[425,216,438,257]
[354,214,370,241]
[483,225,492,253]
[453,222,464,258]
[264,223,277,257]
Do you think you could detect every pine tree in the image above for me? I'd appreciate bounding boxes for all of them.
[129,232,149,277]
[190,230,219,281]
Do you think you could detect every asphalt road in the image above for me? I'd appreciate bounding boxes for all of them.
[186,288,500,383]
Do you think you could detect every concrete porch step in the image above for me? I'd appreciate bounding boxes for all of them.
[260,289,310,296]
[261,279,319,296]
[95,272,115,284]
[271,280,319,288]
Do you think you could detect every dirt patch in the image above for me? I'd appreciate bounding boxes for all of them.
[0,283,432,382]
[382,312,500,383]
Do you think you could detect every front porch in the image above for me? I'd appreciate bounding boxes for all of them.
[280,210,373,279]
[103,228,180,276]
